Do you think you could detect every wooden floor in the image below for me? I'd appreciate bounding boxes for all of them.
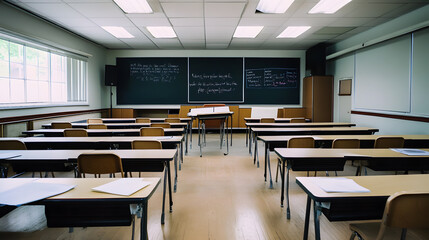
[1,133,391,240]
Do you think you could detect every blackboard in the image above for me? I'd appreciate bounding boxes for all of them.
[116,58,188,104]
[188,57,243,103]
[245,58,300,104]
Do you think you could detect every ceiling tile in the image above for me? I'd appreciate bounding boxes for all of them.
[25,3,83,18]
[90,18,135,27]
[205,18,240,26]
[204,3,246,18]
[175,27,205,40]
[170,18,204,27]
[161,3,203,17]
[68,3,125,18]
[129,17,171,27]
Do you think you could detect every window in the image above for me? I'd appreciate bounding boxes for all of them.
[0,35,87,108]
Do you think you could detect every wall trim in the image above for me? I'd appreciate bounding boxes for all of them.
[0,109,108,124]
[351,110,429,123]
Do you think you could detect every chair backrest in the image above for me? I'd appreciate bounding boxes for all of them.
[288,137,315,148]
[51,122,72,129]
[136,118,151,123]
[251,107,278,118]
[77,153,123,178]
[0,140,27,150]
[88,124,107,129]
[140,127,165,136]
[151,123,171,128]
[260,118,275,123]
[332,139,360,148]
[290,118,306,123]
[165,118,181,123]
[87,119,103,124]
[132,140,162,149]
[376,192,429,239]
[374,137,404,148]
[64,128,88,137]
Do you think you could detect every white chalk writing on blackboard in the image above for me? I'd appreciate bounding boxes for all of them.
[246,68,298,89]
[130,63,181,83]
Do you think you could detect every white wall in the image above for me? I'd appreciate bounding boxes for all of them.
[106,49,306,109]
[0,2,108,119]
[327,5,429,134]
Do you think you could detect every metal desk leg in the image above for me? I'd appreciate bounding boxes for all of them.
[140,200,148,240]
[225,116,229,155]
[230,115,232,146]
[161,166,167,224]
[174,152,178,192]
[313,201,322,240]
[185,123,189,155]
[198,119,202,157]
[254,133,259,168]
[264,143,268,182]
[281,159,285,208]
[220,118,224,149]
[286,167,291,219]
[180,140,184,169]
[249,128,252,154]
[246,125,249,147]
[190,117,193,149]
[167,161,173,213]
[303,196,312,240]
[266,142,273,189]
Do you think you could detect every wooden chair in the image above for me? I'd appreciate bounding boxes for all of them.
[87,118,103,124]
[51,122,72,129]
[276,137,315,182]
[140,127,165,136]
[132,140,163,177]
[260,118,275,123]
[165,118,181,123]
[63,128,88,137]
[136,118,151,123]
[88,124,107,129]
[132,140,162,150]
[350,191,429,240]
[332,139,360,176]
[374,137,405,148]
[0,140,27,178]
[289,118,306,123]
[77,153,123,178]
[151,123,171,128]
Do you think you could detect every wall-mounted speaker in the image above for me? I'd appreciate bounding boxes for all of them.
[306,43,327,76]
[105,65,117,86]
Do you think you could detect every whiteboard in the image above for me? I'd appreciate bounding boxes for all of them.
[250,107,278,118]
[354,35,411,113]
[412,28,429,116]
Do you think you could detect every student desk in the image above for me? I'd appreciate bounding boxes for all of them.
[0,149,177,224]
[42,122,188,153]
[274,148,429,220]
[4,136,185,185]
[246,122,356,148]
[23,128,184,137]
[0,177,160,240]
[257,134,429,181]
[187,111,234,157]
[249,127,379,158]
[296,174,429,240]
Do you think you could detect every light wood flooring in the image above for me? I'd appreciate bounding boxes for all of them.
[0,133,395,240]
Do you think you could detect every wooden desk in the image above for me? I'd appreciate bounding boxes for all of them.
[101,118,191,123]
[0,149,177,224]
[275,148,429,220]
[0,177,160,240]
[23,128,184,137]
[250,127,379,159]
[257,134,429,183]
[296,175,429,240]
[5,136,185,184]
[188,112,234,157]
[246,122,356,147]
[43,122,187,129]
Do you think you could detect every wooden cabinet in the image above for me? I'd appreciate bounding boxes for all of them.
[112,108,134,118]
[303,76,333,122]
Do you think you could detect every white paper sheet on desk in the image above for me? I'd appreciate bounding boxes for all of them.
[0,181,75,206]
[92,178,150,196]
[0,152,21,160]
[313,177,370,193]
[391,148,429,156]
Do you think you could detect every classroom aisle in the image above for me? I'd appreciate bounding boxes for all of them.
[1,133,362,240]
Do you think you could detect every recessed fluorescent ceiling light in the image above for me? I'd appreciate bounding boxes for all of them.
[113,0,153,14]
[233,26,264,38]
[256,0,294,13]
[147,26,177,38]
[277,26,311,38]
[102,26,134,38]
[309,0,352,14]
